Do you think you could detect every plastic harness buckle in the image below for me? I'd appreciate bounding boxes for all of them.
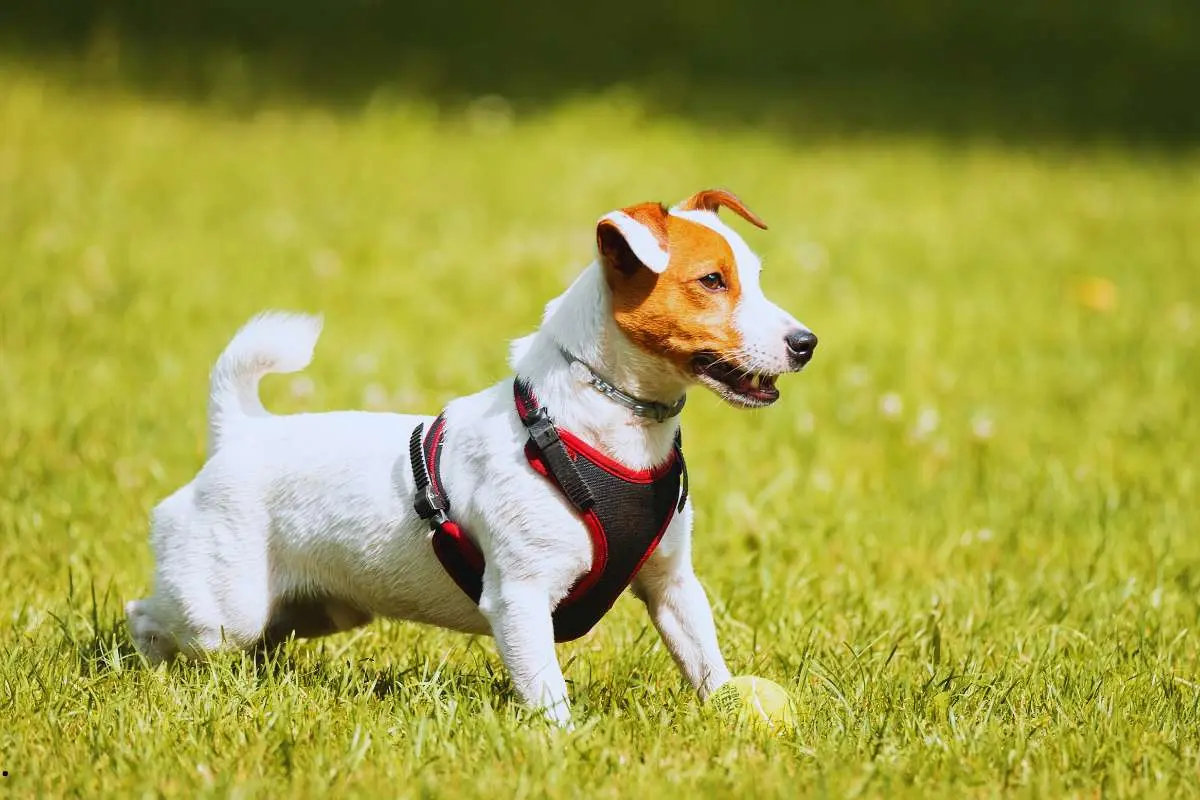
[526,408,561,451]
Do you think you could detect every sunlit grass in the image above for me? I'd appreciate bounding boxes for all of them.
[2,63,1199,797]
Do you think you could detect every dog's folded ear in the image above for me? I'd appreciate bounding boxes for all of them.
[597,203,671,276]
[676,188,768,230]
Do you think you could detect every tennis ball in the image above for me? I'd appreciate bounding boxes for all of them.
[705,676,797,731]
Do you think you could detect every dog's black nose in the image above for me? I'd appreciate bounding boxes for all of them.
[785,329,818,367]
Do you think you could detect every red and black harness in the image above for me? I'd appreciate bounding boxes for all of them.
[409,379,688,642]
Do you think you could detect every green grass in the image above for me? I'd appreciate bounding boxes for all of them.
[2,62,1200,797]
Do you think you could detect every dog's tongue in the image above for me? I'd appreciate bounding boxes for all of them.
[735,373,777,398]
[735,374,758,394]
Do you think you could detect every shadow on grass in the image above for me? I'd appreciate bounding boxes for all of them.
[63,612,675,720]
[2,0,1198,146]
[66,611,517,708]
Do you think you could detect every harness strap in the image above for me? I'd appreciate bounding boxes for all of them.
[513,380,596,513]
[409,422,449,525]
[411,414,485,602]
[676,428,689,512]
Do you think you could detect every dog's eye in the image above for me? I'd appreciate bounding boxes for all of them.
[698,272,726,291]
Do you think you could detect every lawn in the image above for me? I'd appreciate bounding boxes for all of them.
[1,59,1199,797]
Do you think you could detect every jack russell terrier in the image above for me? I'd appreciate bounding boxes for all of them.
[126,189,818,725]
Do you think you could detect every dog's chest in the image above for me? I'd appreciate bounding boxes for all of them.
[531,437,687,641]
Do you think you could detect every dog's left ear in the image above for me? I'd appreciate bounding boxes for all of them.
[676,188,768,230]
[597,203,671,276]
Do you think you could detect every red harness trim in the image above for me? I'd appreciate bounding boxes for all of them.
[555,427,678,483]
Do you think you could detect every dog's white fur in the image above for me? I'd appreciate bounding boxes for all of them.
[126,207,810,725]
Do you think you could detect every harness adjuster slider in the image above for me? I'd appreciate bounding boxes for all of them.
[521,405,596,513]
[413,484,449,526]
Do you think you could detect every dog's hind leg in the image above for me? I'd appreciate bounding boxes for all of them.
[127,489,274,662]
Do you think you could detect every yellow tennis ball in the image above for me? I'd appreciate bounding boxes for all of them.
[705,676,797,731]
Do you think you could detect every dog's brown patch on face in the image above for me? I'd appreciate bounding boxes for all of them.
[620,202,670,251]
[603,212,743,373]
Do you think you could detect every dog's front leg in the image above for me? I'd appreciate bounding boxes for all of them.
[632,504,732,700]
[479,578,571,726]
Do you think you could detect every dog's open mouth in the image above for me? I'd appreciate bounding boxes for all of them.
[691,353,781,408]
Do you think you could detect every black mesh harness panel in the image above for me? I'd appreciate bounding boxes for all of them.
[409,378,688,642]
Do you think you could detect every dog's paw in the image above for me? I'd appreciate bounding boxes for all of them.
[125,599,176,665]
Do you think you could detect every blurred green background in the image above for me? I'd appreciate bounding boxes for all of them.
[1,2,1199,797]
[3,0,1198,143]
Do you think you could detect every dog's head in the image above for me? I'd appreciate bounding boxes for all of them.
[597,189,817,408]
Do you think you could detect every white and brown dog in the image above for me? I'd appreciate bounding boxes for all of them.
[126,189,817,725]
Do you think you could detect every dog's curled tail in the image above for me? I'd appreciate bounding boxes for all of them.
[207,311,323,455]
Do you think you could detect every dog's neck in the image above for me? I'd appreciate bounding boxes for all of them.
[509,263,689,470]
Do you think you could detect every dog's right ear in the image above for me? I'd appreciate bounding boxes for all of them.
[597,203,670,277]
